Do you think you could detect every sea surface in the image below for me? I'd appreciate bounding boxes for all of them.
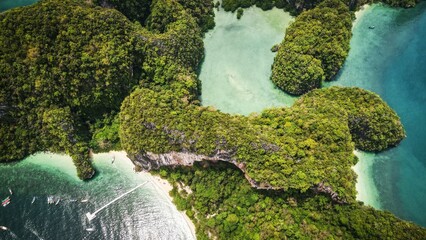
[0,153,194,240]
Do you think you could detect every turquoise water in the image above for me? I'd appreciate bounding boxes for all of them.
[199,7,295,115]
[0,0,37,12]
[0,153,194,239]
[328,3,426,226]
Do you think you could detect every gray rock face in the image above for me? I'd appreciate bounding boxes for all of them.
[130,150,264,189]
[129,150,344,203]
[312,182,347,204]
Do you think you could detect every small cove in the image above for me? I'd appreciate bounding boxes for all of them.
[199,7,295,115]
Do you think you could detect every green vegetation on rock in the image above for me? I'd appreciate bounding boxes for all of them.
[0,0,204,179]
[271,0,352,95]
[120,86,404,202]
[221,0,419,15]
[0,0,146,178]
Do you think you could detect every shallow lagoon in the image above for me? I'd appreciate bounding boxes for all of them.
[199,7,295,115]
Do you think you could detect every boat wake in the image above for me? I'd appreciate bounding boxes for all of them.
[1,227,18,239]
[24,222,44,240]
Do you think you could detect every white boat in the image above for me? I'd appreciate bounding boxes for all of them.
[69,199,77,202]
[8,188,12,195]
[81,199,89,203]
[0,226,8,230]
[86,227,95,232]
[55,199,61,205]
[31,197,36,204]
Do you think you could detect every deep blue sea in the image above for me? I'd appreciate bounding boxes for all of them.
[328,2,426,226]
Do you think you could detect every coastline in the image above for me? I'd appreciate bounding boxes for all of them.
[352,150,381,209]
[112,151,197,238]
[353,4,372,28]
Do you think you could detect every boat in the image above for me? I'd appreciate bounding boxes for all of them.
[47,196,54,204]
[81,199,89,203]
[55,198,61,205]
[111,155,115,164]
[86,227,95,232]
[8,188,12,195]
[31,197,36,204]
[2,196,11,207]
[0,226,8,230]
[369,25,375,29]
[69,199,77,202]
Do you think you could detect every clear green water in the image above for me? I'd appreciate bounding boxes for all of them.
[199,7,295,115]
[328,3,426,226]
[0,153,194,239]
[0,0,37,12]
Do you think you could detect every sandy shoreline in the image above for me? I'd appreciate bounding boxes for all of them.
[150,175,197,238]
[353,4,372,28]
[352,150,381,209]
[112,151,197,238]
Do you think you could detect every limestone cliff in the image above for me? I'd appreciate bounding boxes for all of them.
[128,151,345,203]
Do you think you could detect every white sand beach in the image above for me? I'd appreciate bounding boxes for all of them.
[352,150,381,209]
[111,151,197,238]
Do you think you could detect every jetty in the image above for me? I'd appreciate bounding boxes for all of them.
[86,181,149,221]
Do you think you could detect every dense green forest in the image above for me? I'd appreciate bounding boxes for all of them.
[220,0,419,14]
[0,0,424,238]
[95,0,215,32]
[0,0,147,178]
[120,86,404,202]
[271,0,352,95]
[158,162,426,239]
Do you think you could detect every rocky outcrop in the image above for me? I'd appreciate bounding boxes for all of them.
[312,182,347,204]
[129,151,345,203]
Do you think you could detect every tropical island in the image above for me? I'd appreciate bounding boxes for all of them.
[0,0,425,239]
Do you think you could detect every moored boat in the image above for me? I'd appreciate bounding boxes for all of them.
[8,188,12,195]
[81,199,89,203]
[2,196,11,207]
[0,226,8,230]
